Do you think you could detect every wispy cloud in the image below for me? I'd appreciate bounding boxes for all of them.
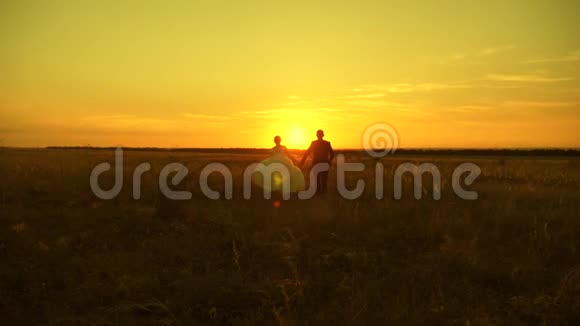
[485,74,573,83]
[424,45,514,65]
[448,105,494,113]
[479,45,515,56]
[340,99,406,108]
[524,50,580,64]
[353,82,473,94]
[183,113,229,120]
[437,100,580,127]
[501,101,579,109]
[338,93,385,99]
[444,101,579,117]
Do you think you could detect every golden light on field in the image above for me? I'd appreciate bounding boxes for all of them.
[1,1,579,148]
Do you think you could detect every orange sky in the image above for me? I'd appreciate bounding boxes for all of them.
[1,1,579,149]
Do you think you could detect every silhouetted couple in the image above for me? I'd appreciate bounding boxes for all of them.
[266,129,334,195]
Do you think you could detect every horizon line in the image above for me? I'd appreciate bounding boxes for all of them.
[2,145,579,151]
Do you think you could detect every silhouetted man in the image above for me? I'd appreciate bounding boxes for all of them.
[300,129,334,194]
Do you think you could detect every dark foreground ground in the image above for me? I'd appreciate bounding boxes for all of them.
[1,148,579,325]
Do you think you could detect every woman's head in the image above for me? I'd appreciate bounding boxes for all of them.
[274,136,281,145]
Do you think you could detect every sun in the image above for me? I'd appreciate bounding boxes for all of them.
[286,126,309,149]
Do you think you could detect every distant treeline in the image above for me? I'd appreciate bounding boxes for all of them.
[45,146,580,157]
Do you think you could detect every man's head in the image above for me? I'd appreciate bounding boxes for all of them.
[274,136,281,145]
[316,129,324,140]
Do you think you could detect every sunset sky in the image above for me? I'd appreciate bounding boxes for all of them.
[1,0,579,149]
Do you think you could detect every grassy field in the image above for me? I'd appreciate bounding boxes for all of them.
[1,148,579,325]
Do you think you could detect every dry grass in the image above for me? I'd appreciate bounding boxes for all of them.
[0,148,579,325]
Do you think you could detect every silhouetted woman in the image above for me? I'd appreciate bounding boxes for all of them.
[272,135,289,156]
[251,135,305,194]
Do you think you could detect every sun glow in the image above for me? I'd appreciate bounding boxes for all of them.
[286,126,309,149]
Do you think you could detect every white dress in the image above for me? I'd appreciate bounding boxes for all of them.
[251,145,306,193]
